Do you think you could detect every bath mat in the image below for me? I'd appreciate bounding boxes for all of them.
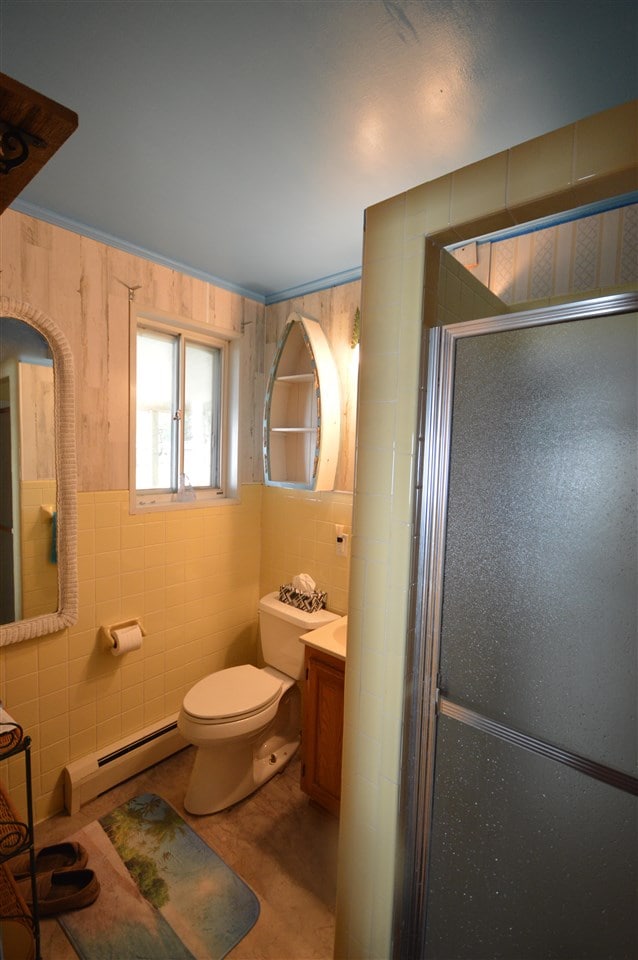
[57,793,259,960]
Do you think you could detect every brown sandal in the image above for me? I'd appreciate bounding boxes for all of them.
[18,868,100,916]
[9,841,88,881]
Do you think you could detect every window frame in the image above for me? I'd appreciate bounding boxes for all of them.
[129,305,240,514]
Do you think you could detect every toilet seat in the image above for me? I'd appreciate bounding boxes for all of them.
[182,664,282,724]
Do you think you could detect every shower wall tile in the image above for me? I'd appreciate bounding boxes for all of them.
[336,192,425,959]
[354,444,393,497]
[508,125,575,207]
[439,249,505,325]
[574,100,638,183]
[363,195,407,265]
[337,99,637,960]
[451,151,509,225]
[370,776,400,956]
[405,174,453,240]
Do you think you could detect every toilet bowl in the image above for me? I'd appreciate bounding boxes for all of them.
[177,591,340,815]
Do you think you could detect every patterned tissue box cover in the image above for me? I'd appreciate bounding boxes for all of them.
[279,584,327,613]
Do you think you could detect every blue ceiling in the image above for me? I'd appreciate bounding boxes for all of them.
[2,1,637,303]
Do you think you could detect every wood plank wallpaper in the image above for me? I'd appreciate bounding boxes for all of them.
[1,209,360,495]
[0,209,266,492]
[19,362,55,481]
[453,203,638,306]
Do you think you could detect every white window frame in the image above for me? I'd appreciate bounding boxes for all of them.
[129,305,240,514]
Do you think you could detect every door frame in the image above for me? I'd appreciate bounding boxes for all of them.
[393,290,638,958]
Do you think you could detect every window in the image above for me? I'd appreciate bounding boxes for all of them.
[130,308,238,511]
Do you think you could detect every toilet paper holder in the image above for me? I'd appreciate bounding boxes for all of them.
[101,618,146,655]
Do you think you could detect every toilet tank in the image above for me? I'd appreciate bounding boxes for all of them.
[258,591,340,680]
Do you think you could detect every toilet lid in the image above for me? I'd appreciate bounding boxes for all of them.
[182,665,283,721]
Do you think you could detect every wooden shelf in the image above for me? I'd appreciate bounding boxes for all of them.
[0,72,78,214]
[271,427,316,433]
[264,313,340,490]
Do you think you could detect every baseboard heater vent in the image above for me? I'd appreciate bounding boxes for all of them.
[64,714,186,815]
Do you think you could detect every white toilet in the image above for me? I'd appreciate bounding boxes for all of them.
[177,590,340,815]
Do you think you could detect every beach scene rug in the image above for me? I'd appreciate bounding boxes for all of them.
[58,793,260,960]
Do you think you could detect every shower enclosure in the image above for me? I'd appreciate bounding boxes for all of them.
[396,293,638,959]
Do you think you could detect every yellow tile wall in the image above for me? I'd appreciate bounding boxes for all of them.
[1,483,263,821]
[437,249,507,326]
[260,486,353,615]
[19,480,58,619]
[335,99,638,959]
[0,209,360,834]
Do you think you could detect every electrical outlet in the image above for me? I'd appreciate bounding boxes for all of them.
[336,531,348,557]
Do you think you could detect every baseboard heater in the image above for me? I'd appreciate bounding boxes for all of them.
[64,714,186,815]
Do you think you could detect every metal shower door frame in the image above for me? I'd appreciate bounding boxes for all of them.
[393,290,638,959]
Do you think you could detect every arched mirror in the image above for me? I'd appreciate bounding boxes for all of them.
[0,296,78,645]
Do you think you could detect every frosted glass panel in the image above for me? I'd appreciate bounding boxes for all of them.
[424,717,637,960]
[439,314,637,774]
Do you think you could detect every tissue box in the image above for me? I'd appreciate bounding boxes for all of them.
[279,584,327,613]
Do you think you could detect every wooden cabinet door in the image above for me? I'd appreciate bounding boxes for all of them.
[301,648,344,816]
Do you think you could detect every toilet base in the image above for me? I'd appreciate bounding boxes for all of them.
[183,685,301,815]
[253,729,300,789]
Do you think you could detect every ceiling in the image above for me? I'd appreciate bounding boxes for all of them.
[1,0,636,303]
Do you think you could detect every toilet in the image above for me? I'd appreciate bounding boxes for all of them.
[177,591,340,815]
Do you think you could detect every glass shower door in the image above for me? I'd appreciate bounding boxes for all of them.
[421,297,637,959]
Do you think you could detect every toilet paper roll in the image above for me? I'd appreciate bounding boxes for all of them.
[111,623,143,656]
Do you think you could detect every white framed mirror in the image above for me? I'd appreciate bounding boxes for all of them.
[0,296,78,645]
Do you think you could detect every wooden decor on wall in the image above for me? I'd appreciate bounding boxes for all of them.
[0,72,78,214]
[263,313,341,491]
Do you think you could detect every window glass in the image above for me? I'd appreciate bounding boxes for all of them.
[136,329,177,491]
[132,311,233,511]
[184,340,221,488]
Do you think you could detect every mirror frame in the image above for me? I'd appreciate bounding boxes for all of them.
[0,296,78,645]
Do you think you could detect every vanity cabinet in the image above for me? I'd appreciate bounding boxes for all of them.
[0,713,40,960]
[263,313,340,490]
[301,646,345,816]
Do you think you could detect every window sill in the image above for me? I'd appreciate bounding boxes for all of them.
[130,492,240,515]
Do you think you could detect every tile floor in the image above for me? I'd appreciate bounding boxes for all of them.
[33,748,339,959]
